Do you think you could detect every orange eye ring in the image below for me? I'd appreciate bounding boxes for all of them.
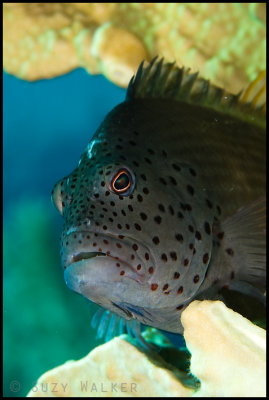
[112,169,132,193]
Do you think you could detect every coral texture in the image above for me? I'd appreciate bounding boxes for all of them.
[27,300,266,397]
[3,3,266,92]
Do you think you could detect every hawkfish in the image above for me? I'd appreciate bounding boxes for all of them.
[52,57,266,335]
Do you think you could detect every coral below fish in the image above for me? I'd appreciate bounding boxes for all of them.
[27,300,266,397]
[3,3,266,92]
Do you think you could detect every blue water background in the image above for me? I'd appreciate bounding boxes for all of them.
[3,68,125,397]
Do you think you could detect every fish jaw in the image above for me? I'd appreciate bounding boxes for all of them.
[64,255,148,319]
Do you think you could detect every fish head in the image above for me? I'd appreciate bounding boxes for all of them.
[52,101,213,330]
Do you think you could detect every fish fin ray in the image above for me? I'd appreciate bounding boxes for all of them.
[126,57,265,127]
[220,197,266,289]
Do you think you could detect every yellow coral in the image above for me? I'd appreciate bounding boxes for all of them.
[3,3,266,92]
[27,300,266,397]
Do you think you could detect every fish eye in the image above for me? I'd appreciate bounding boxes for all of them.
[110,168,134,195]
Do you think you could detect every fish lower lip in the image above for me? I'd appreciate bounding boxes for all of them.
[72,252,106,264]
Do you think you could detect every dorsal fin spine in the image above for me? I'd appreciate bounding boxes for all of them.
[126,57,265,128]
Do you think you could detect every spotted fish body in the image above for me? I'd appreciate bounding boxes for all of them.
[52,58,266,333]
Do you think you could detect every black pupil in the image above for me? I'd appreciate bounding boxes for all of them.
[114,172,130,191]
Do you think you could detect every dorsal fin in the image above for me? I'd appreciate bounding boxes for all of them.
[126,57,265,128]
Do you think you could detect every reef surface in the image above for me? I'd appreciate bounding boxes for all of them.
[3,3,266,92]
[27,300,266,397]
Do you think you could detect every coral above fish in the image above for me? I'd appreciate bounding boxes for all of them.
[27,300,266,397]
[3,3,266,91]
[52,58,266,336]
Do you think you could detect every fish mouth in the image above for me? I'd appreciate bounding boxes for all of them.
[71,251,106,265]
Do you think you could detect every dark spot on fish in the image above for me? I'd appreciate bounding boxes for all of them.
[193,275,199,283]
[230,271,235,279]
[170,252,177,261]
[143,187,149,195]
[154,216,162,224]
[189,243,194,249]
[152,236,160,245]
[121,210,126,216]
[217,232,224,240]
[177,286,183,294]
[116,243,122,248]
[206,199,213,209]
[117,224,122,229]
[172,163,181,172]
[177,211,184,218]
[148,266,154,274]
[204,222,211,235]
[158,204,165,212]
[185,204,192,211]
[103,239,109,245]
[162,284,169,291]
[162,150,167,158]
[137,264,142,270]
[145,253,149,261]
[129,140,136,146]
[94,193,99,199]
[174,272,180,279]
[226,248,234,256]
[169,176,177,185]
[161,254,168,262]
[110,201,115,206]
[120,271,125,276]
[187,185,194,196]
[175,233,183,242]
[188,225,194,233]
[183,259,189,266]
[132,244,138,251]
[195,231,202,240]
[116,263,120,267]
[216,205,221,215]
[144,157,152,164]
[140,174,147,181]
[189,168,196,176]
[151,283,158,291]
[128,205,133,212]
[137,194,143,202]
[140,212,147,220]
[101,181,105,187]
[113,211,117,217]
[103,225,107,230]
[176,305,184,310]
[134,223,141,231]
[213,278,219,285]
[180,203,186,210]
[168,205,174,215]
[125,224,130,230]
[159,177,167,185]
[109,218,113,222]
[147,148,155,155]
[203,253,209,264]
